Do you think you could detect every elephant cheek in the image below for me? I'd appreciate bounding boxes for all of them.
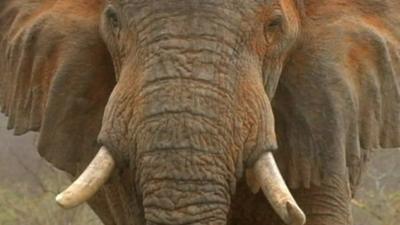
[237,80,278,168]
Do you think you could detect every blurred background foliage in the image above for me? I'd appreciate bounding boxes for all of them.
[0,114,399,225]
[351,149,400,225]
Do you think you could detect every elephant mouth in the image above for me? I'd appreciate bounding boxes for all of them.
[55,146,306,225]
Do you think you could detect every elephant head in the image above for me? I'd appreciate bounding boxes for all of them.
[58,0,306,224]
[0,0,306,224]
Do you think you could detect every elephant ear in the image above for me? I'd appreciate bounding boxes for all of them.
[0,0,115,175]
[272,9,400,193]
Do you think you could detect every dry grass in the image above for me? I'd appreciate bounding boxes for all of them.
[0,156,102,225]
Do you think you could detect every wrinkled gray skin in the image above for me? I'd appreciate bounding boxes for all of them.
[1,0,400,225]
[99,1,299,224]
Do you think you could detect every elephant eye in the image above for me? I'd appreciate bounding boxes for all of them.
[105,5,120,30]
[264,14,283,44]
[268,16,282,28]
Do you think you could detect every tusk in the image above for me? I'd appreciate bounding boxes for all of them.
[253,152,306,225]
[56,146,115,208]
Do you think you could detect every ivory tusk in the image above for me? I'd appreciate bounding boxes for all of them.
[55,146,115,208]
[253,152,306,225]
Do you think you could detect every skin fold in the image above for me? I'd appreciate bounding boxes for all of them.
[1,0,400,225]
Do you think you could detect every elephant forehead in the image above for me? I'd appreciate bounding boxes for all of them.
[117,0,273,64]
[120,0,268,30]
[121,0,266,13]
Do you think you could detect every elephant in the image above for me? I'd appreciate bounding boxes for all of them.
[1,0,399,224]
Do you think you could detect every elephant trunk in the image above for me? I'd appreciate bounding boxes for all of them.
[135,85,234,224]
[139,149,230,225]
